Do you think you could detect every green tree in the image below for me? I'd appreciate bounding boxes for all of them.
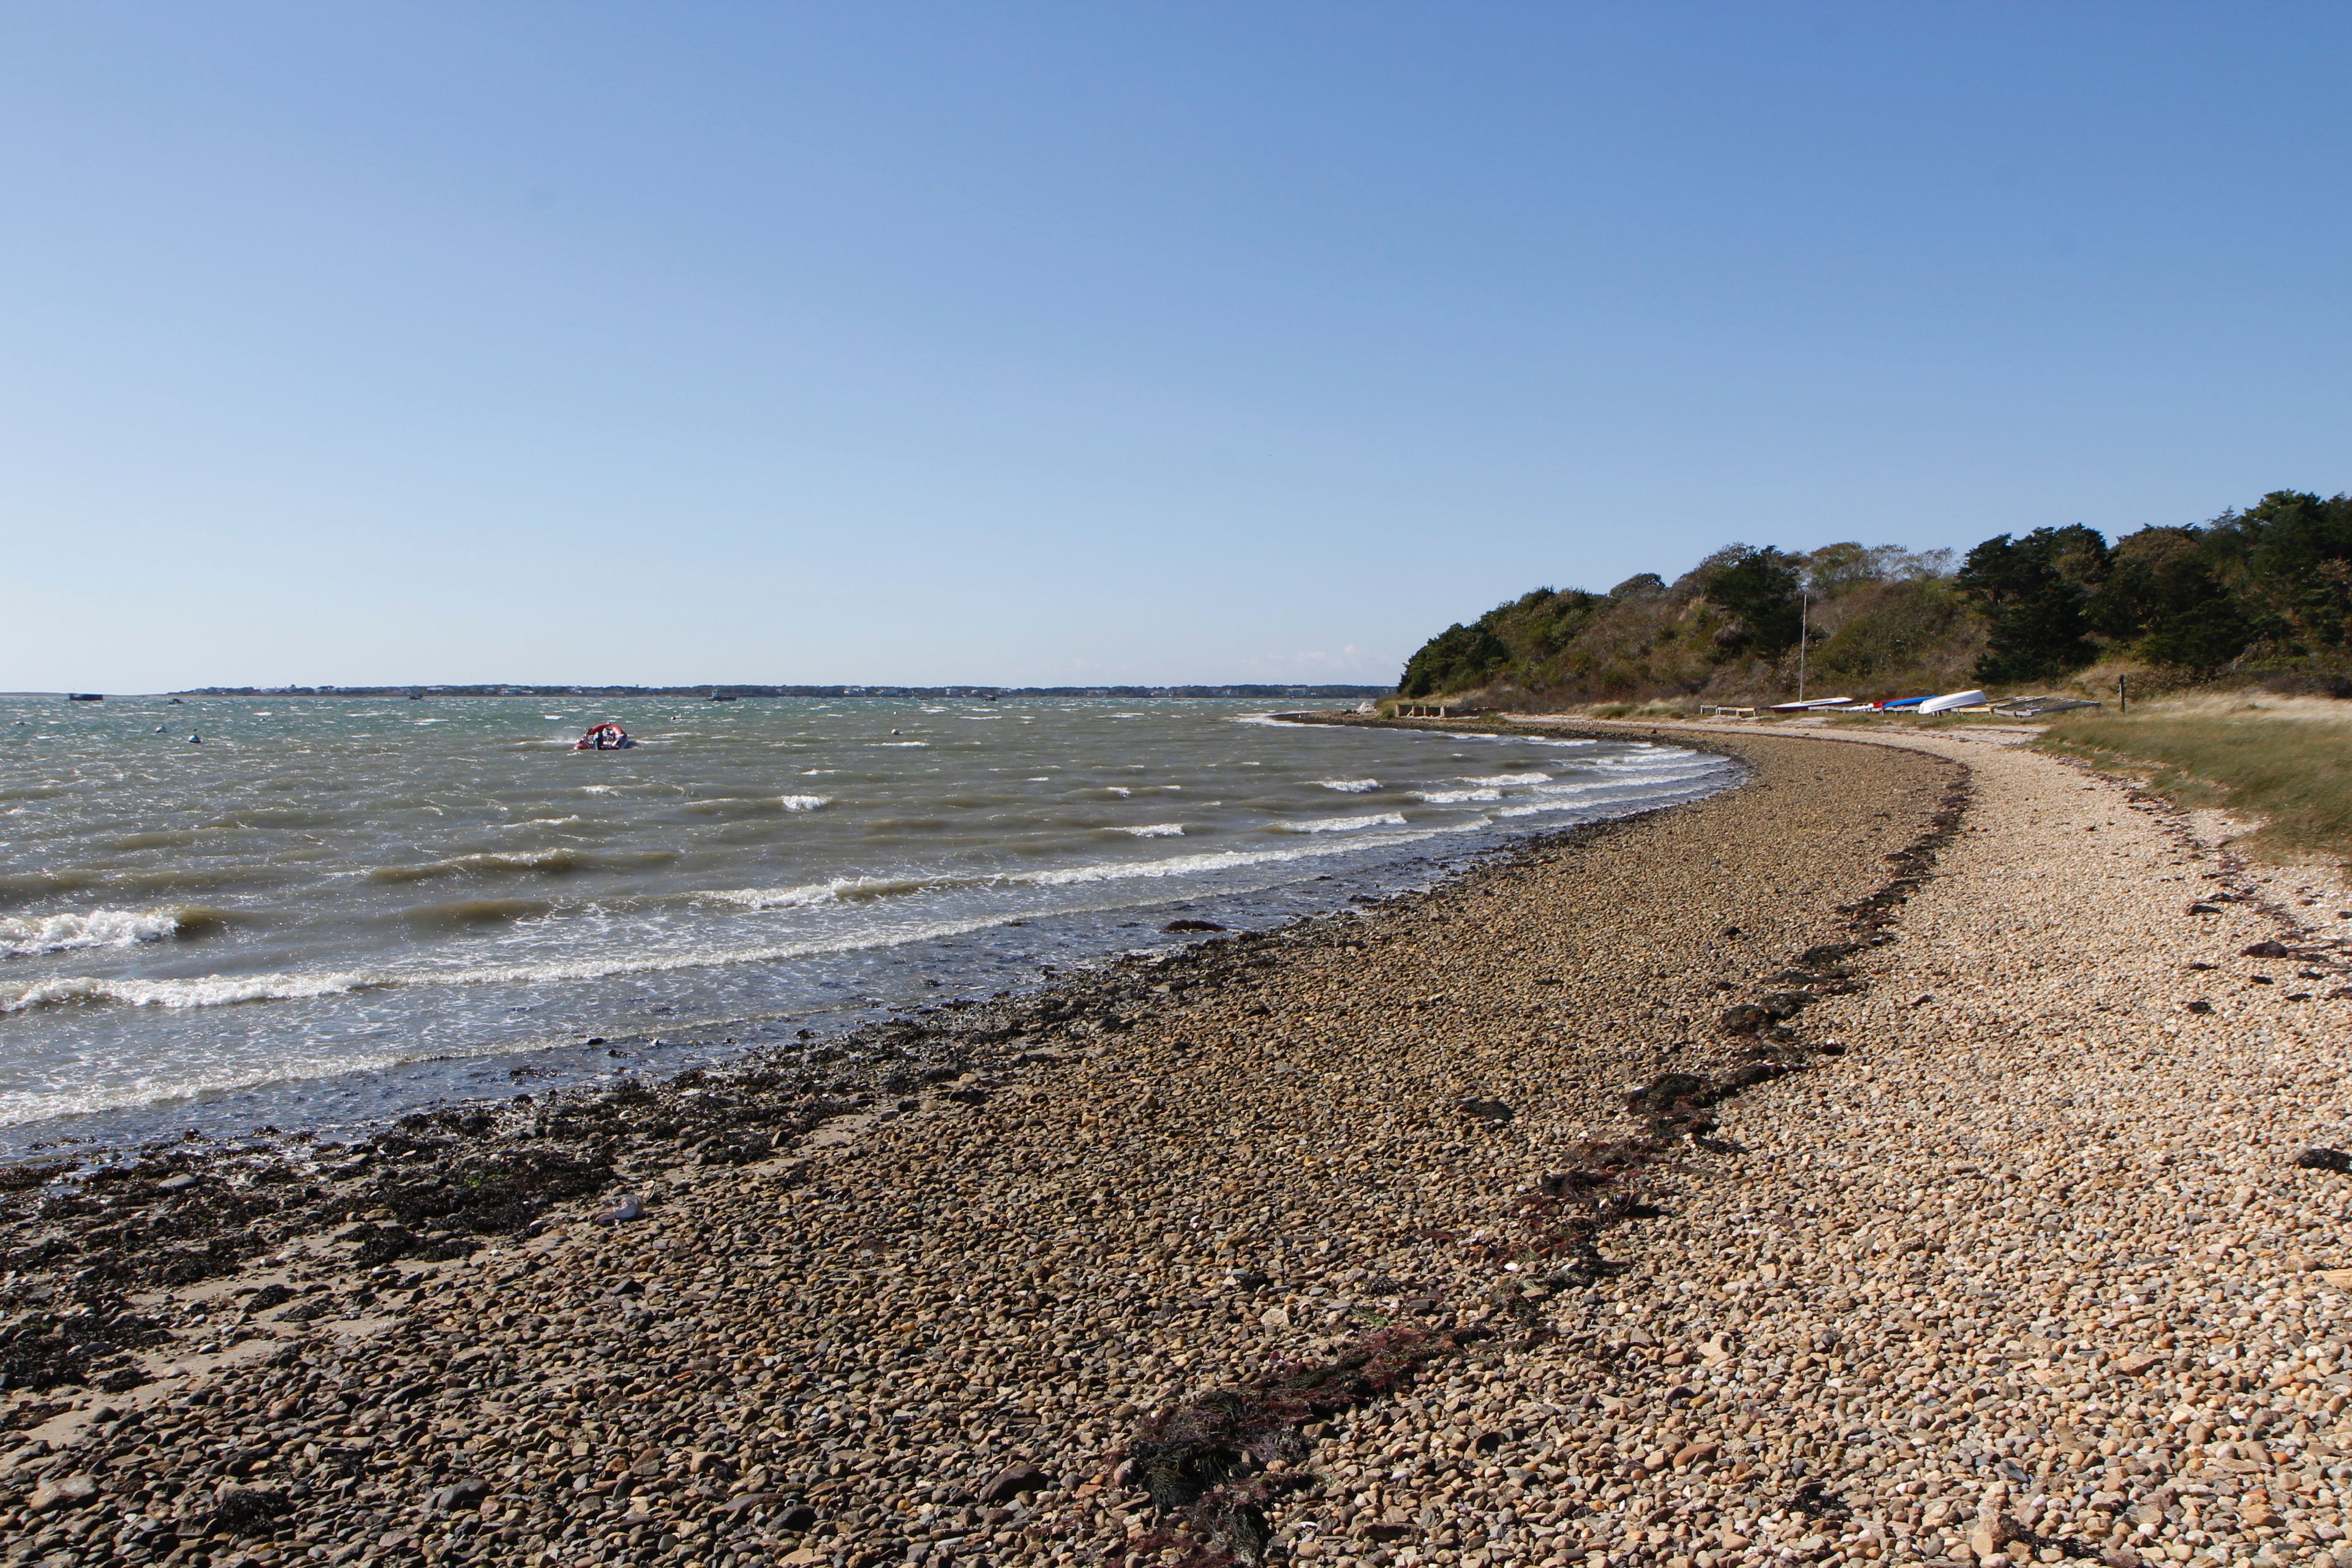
[1957,525,2110,682]
[1398,621,1509,696]
[2089,526,2255,668]
[2225,491,2352,652]
[1702,546,1804,655]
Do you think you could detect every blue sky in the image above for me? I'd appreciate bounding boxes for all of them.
[5,4,2348,690]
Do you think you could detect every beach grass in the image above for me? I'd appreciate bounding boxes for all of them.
[2035,694,2352,863]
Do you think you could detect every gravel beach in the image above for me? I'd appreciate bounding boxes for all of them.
[8,718,2351,1568]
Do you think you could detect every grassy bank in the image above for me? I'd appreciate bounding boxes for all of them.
[2037,694,2352,863]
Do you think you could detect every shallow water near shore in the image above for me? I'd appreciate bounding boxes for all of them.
[0,697,1735,1154]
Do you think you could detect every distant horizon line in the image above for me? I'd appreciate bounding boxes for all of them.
[12,682,1395,700]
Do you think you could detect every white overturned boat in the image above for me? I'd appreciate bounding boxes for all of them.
[1915,688,1988,715]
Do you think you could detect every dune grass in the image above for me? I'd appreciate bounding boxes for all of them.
[2036,695,2352,864]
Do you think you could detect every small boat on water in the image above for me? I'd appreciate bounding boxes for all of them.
[68,693,104,702]
[574,722,636,751]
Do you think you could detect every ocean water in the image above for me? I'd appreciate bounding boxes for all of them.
[0,696,1737,1155]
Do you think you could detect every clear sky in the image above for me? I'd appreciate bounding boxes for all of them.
[5,4,2348,692]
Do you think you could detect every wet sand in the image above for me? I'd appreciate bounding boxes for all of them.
[8,718,2348,1567]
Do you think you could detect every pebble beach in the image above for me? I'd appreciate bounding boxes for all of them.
[9,718,2352,1568]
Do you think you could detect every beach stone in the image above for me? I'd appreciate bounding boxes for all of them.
[978,1462,1050,1503]
[26,1475,95,1513]
[431,1478,492,1512]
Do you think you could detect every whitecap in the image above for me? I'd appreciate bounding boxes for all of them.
[1414,788,1503,804]
[706,875,939,910]
[1463,772,1551,785]
[1,907,192,957]
[1279,812,1409,834]
[1311,779,1381,793]
[778,794,831,812]
[1113,824,1185,838]
[3,967,380,1013]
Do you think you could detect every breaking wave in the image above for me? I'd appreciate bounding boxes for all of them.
[1280,813,1409,834]
[1,907,224,958]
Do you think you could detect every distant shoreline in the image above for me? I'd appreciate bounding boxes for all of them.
[9,684,1393,701]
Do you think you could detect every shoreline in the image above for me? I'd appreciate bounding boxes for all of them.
[2,720,1956,1561]
[0,716,1732,1165]
[0,715,1764,1286]
[15,718,2346,1566]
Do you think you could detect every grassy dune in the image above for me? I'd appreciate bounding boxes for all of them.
[2037,694,2352,862]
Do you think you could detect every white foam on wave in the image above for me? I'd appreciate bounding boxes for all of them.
[0,741,1736,1034]
[1281,812,1409,834]
[1415,788,1502,804]
[4,967,379,1013]
[581,784,617,794]
[1,907,190,957]
[1114,823,1185,838]
[778,795,831,812]
[876,741,928,747]
[1464,772,1550,785]
[1491,760,1735,816]
[1311,778,1381,793]
[706,875,936,910]
[1106,786,1132,796]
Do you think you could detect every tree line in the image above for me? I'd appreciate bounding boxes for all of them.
[1398,490,2352,701]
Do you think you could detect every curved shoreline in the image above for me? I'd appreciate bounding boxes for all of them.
[28,718,2352,1567]
[0,727,1738,1162]
[2,722,1967,1560]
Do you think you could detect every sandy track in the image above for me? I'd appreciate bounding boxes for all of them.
[10,722,2348,1568]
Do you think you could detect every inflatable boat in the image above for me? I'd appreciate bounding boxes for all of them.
[573,722,636,751]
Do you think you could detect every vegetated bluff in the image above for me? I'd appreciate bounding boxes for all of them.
[1396,490,2352,704]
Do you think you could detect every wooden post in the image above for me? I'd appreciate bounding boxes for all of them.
[2119,674,2127,714]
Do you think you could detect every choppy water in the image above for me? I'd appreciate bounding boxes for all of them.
[0,695,1736,1154]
